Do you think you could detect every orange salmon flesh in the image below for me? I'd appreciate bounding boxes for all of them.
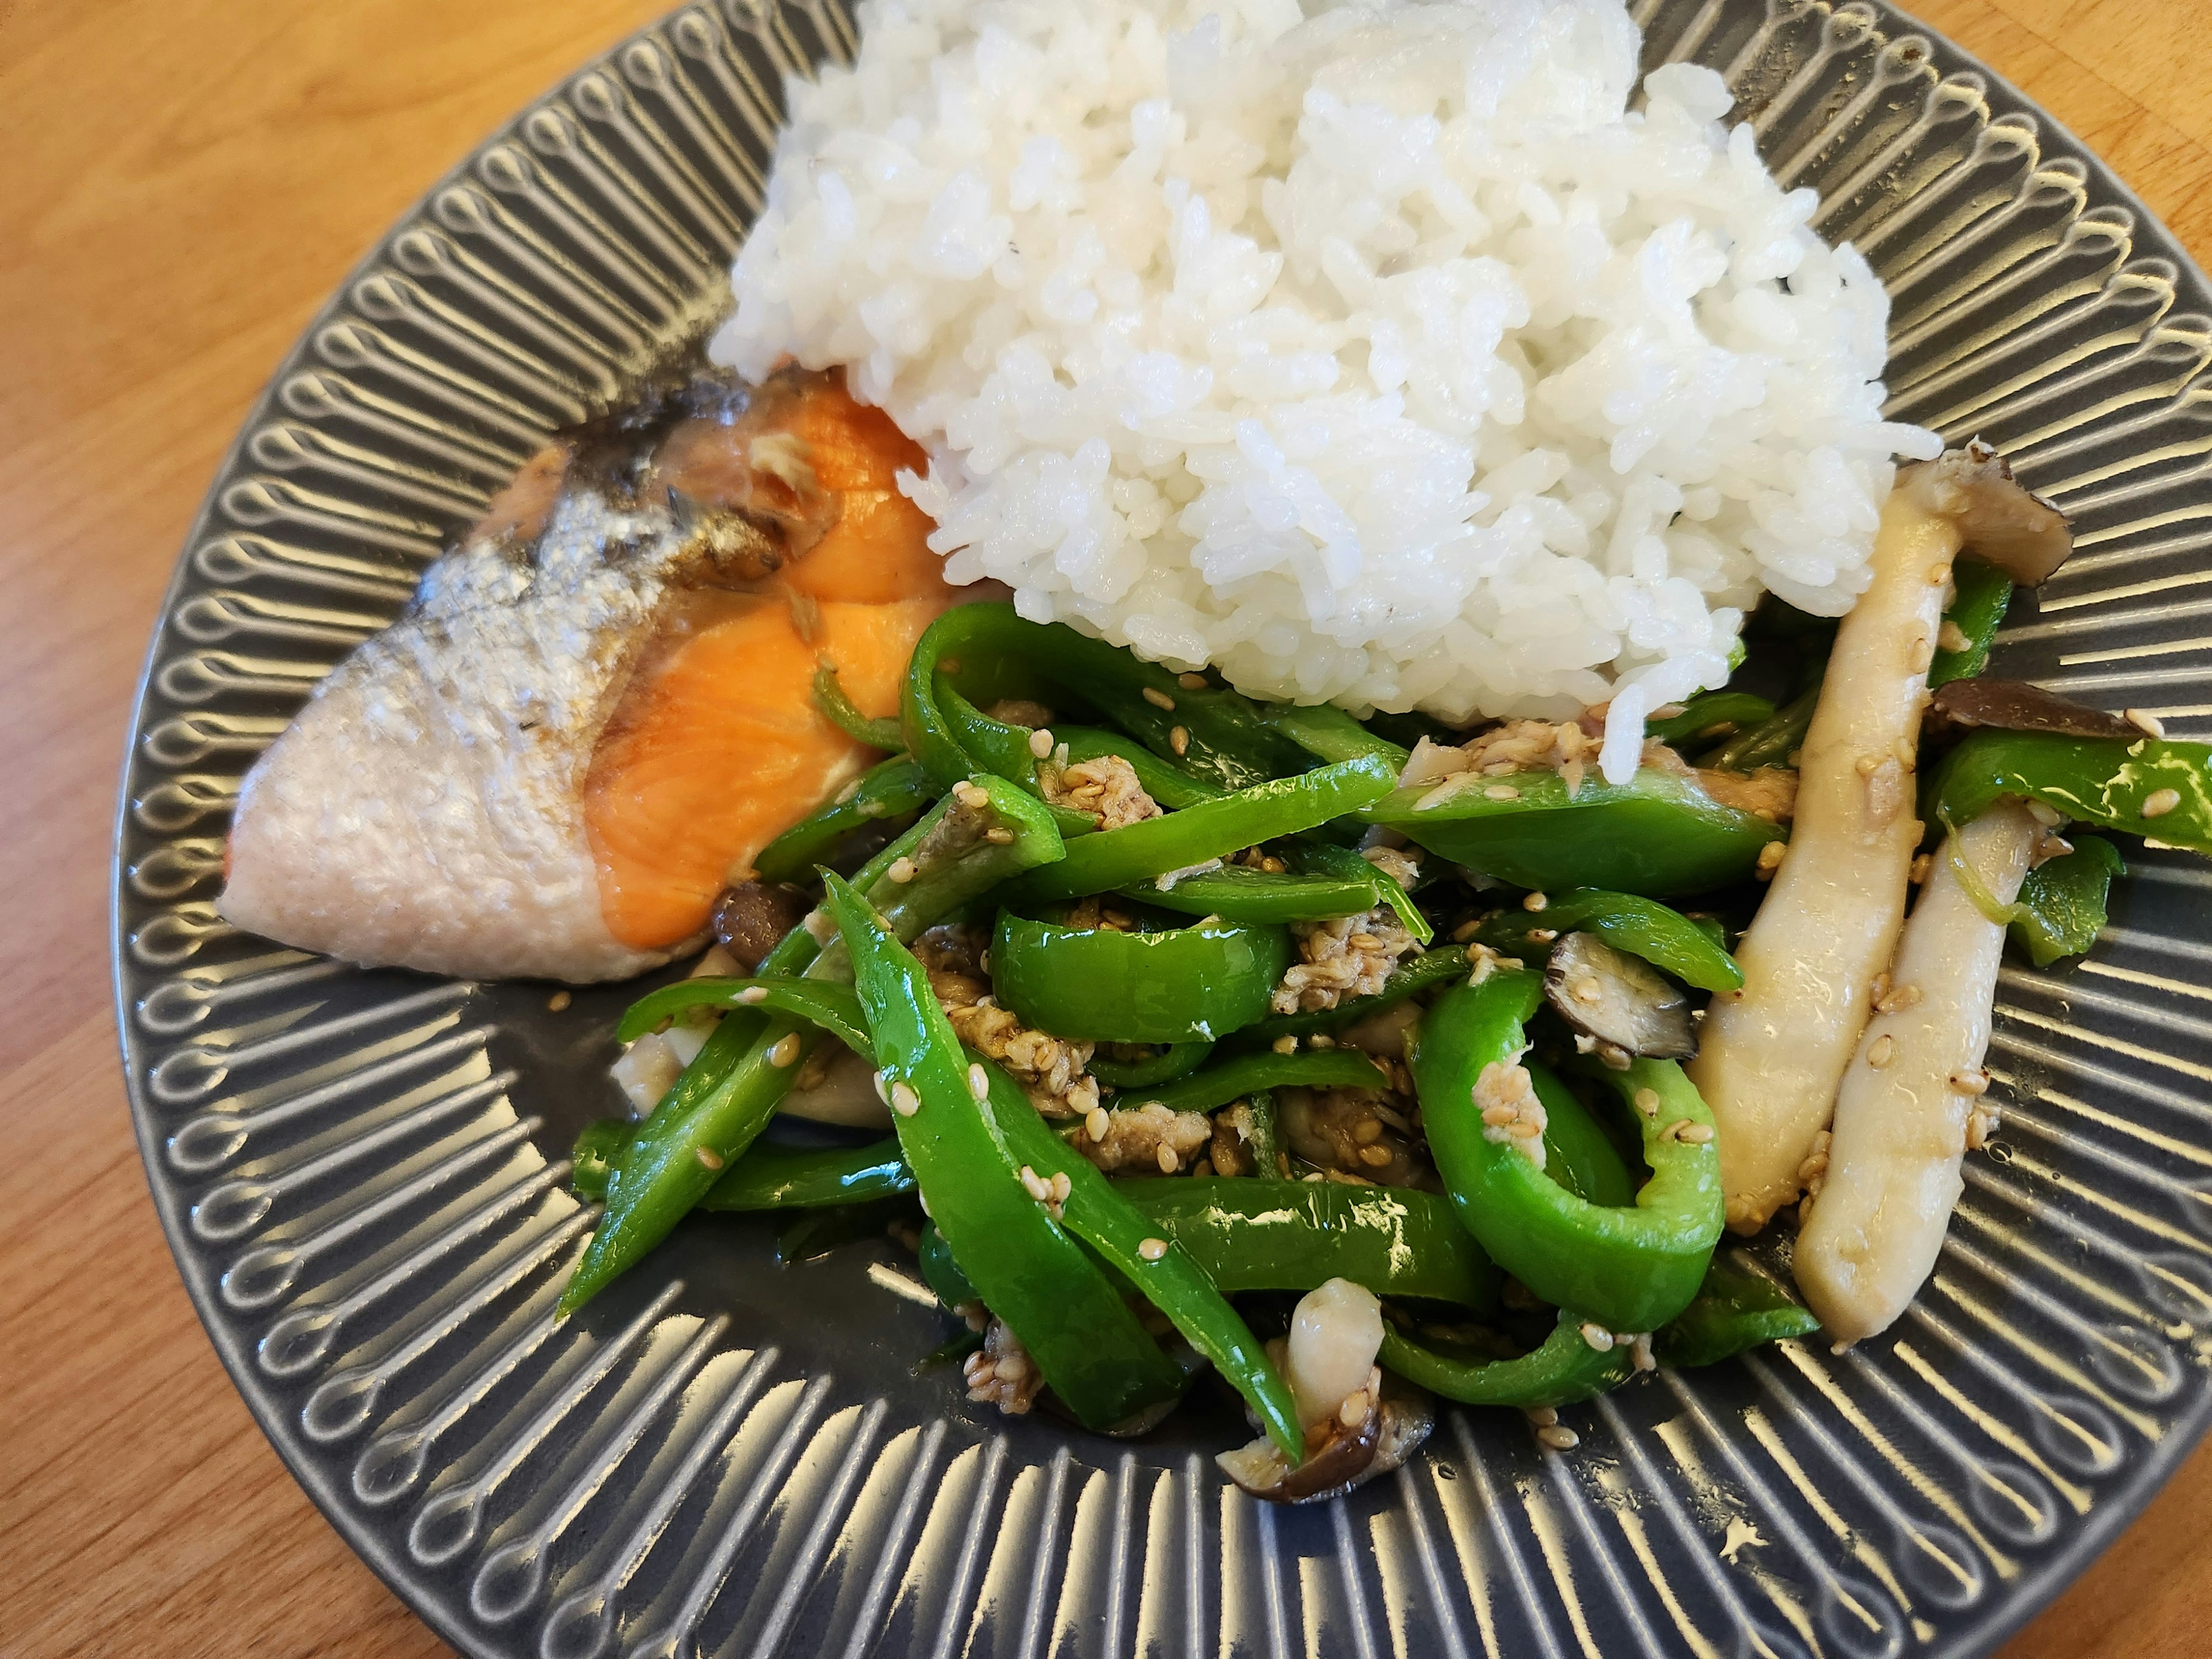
[582,382,955,950]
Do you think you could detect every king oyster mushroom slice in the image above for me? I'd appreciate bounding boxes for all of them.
[1689,441,2076,1234]
[1543,932,1696,1064]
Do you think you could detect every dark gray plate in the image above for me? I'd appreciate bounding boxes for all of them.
[115,2,2212,1656]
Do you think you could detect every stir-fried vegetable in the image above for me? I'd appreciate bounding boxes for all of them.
[1412,973,1723,1334]
[753,755,935,885]
[1472,888,1743,994]
[1930,730,2212,854]
[990,912,1290,1043]
[1927,558,2012,688]
[2010,835,2123,967]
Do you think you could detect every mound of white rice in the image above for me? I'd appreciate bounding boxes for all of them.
[714,0,1939,772]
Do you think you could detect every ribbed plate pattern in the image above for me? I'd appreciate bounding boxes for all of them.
[114,3,2212,1655]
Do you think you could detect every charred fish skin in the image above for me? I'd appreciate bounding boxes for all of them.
[219,365,918,986]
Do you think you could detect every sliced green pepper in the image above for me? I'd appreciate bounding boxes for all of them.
[1109,1178,1497,1309]
[1291,839,1433,944]
[1930,730,2212,854]
[1653,1257,1819,1366]
[1380,1311,1630,1407]
[569,1118,632,1202]
[821,872,1192,1430]
[1253,702,1410,771]
[1230,946,1474,1050]
[1007,756,1400,906]
[1369,766,1785,897]
[1122,863,1382,925]
[1471,889,1744,993]
[812,662,903,751]
[1645,691,1775,749]
[1241,1089,1283,1176]
[615,976,873,1052]
[1703,684,1816,772]
[570,1122,913,1211]
[1127,1048,1389,1115]
[1527,1061,1637,1208]
[1412,973,1722,1332]
[974,1060,1302,1456]
[990,912,1291,1043]
[1928,557,2013,688]
[560,779,1066,1316]
[1089,1040,1214,1089]
[753,755,934,886]
[902,603,1310,794]
[2010,834,2124,967]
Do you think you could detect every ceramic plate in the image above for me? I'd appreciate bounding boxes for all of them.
[115,3,2212,1655]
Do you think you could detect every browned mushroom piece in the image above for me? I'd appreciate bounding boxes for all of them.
[711,879,813,971]
[1915,438,2074,586]
[1923,679,2138,743]
[1543,931,1696,1063]
[1215,1384,1435,1505]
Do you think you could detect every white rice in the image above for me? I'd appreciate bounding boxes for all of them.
[714,0,1940,775]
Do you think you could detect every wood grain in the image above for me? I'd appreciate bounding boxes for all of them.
[0,2,2205,1655]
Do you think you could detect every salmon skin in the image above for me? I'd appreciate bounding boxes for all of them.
[219,358,958,983]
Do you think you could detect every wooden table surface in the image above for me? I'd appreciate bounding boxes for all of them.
[5,1,2210,1654]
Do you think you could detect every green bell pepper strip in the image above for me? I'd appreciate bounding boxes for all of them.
[1931,731,2212,854]
[1379,1311,1631,1408]
[753,755,934,886]
[1646,691,1775,750]
[2009,834,2124,967]
[1526,1061,1637,1208]
[937,680,1229,820]
[1253,702,1410,771]
[615,976,874,1052]
[569,1118,632,1202]
[975,1061,1303,1456]
[1928,557,2013,688]
[812,663,903,751]
[1120,863,1382,925]
[559,779,1068,1316]
[1108,1179,1498,1309]
[1089,1040,1215,1090]
[1290,839,1433,944]
[821,872,1193,1430]
[1229,946,1475,1050]
[1703,684,1816,772]
[990,912,1293,1044]
[902,603,1312,794]
[1470,889,1744,994]
[1127,1048,1389,1115]
[569,1123,914,1210]
[917,1223,979,1309]
[1653,1258,1819,1367]
[1369,766,1786,898]
[1412,973,1724,1333]
[1006,755,1401,906]
[1241,1089,1283,1176]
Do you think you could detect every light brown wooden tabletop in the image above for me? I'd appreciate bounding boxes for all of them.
[3,2,2210,1654]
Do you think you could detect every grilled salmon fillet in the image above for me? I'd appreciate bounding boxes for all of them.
[219,363,959,982]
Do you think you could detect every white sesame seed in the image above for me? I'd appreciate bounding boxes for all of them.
[873,1070,891,1104]
[2127,708,2166,738]
[1484,784,1521,801]
[802,910,835,942]
[1676,1121,1715,1144]
[1757,840,1786,872]
[1952,1067,1991,1096]
[1537,1424,1581,1452]
[1050,1171,1072,1205]
[891,1081,921,1118]
[1581,1322,1614,1352]
[1029,726,1055,759]
[1019,1165,1051,1202]
[1177,672,1207,691]
[984,827,1015,844]
[1524,1406,1559,1427]
[1086,1106,1110,1142]
[888,857,917,885]
[1271,1034,1298,1055]
[1169,725,1190,757]
[768,1033,802,1067]
[1633,1088,1661,1117]
[695,1146,725,1171]
[1157,1145,1179,1173]
[1137,1236,1171,1262]
[1142,687,1176,710]
[1522,892,1549,913]
[968,1063,990,1101]
[737,985,768,1004]
[547,990,572,1012]
[953,781,989,808]
[2025,799,2063,827]
[2142,787,2181,820]
[1338,1390,1371,1428]
[1937,619,1972,653]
